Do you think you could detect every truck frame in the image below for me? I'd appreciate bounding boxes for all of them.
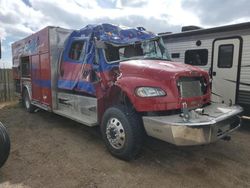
[12,24,242,160]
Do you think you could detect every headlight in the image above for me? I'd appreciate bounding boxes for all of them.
[135,87,166,97]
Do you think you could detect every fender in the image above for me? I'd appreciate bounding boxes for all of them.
[115,76,179,112]
[22,82,32,100]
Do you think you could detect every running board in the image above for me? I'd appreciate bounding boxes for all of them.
[31,100,51,111]
[54,93,98,127]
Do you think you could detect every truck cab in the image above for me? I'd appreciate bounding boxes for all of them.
[12,24,242,160]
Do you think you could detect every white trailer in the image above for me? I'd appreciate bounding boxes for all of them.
[161,22,250,114]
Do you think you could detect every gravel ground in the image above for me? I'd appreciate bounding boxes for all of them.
[0,102,250,188]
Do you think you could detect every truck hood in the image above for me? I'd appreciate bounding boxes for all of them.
[119,59,208,80]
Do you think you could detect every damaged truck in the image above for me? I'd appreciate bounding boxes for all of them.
[12,24,242,160]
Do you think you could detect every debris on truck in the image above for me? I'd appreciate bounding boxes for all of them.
[12,23,243,160]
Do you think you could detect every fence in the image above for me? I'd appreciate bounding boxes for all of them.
[0,69,15,102]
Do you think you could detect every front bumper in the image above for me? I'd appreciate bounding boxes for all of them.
[142,104,243,146]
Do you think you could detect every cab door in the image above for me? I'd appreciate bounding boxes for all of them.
[58,38,96,95]
[212,37,242,104]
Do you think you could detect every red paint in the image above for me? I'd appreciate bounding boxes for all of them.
[12,27,53,108]
[31,55,41,102]
[115,60,210,112]
[59,62,83,82]
[40,53,51,106]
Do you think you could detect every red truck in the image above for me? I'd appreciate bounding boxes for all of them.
[12,24,242,160]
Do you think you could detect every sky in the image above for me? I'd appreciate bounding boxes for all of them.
[1,0,250,68]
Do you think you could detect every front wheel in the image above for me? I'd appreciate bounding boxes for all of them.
[101,105,144,161]
[0,122,10,168]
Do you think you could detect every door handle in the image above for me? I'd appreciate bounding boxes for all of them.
[212,71,216,76]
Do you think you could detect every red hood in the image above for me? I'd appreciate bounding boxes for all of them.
[116,59,211,112]
[119,60,208,80]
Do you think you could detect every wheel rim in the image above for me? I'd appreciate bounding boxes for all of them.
[25,93,30,109]
[106,118,125,149]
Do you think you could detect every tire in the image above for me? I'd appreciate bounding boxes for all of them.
[101,105,144,161]
[23,89,36,113]
[0,122,10,168]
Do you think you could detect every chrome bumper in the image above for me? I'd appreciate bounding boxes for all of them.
[142,104,243,146]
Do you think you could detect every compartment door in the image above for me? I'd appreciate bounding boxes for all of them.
[31,55,42,102]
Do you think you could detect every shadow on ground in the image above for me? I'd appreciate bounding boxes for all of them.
[0,104,250,188]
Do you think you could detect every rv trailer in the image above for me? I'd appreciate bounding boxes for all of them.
[161,22,250,115]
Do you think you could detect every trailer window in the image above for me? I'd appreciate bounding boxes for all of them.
[185,49,208,66]
[69,41,85,61]
[218,44,234,68]
[171,53,180,58]
[21,56,30,77]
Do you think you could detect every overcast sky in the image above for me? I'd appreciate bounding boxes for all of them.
[1,0,250,68]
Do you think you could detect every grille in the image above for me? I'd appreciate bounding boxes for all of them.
[178,77,207,98]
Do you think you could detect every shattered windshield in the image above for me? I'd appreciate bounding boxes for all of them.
[104,38,171,63]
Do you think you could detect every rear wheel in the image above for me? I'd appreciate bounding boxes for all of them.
[0,122,10,168]
[23,89,36,113]
[101,105,144,161]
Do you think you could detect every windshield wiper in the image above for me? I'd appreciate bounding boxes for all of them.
[143,56,166,60]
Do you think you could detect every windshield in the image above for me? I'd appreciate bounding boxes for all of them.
[104,38,171,63]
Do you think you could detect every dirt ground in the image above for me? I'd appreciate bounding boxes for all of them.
[0,102,250,188]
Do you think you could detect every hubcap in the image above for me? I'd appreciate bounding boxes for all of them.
[106,118,125,149]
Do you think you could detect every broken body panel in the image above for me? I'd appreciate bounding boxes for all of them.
[12,24,242,147]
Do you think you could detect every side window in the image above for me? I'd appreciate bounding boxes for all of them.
[68,41,85,61]
[185,49,208,66]
[104,44,143,63]
[218,44,234,68]
[104,45,120,62]
[21,56,30,77]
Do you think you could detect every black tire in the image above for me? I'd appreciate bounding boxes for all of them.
[23,89,36,113]
[0,122,10,168]
[101,105,144,161]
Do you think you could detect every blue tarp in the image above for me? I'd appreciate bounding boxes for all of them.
[58,23,157,94]
[78,23,156,45]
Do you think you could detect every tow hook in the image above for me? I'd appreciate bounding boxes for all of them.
[181,102,190,122]
[221,135,231,141]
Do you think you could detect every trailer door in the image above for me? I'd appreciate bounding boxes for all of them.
[212,38,241,104]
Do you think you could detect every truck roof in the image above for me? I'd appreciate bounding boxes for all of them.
[71,23,157,45]
[11,26,72,46]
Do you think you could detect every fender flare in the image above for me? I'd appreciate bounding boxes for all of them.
[22,84,32,100]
